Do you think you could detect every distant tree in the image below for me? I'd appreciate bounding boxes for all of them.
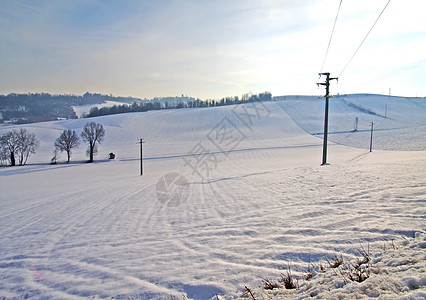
[81,122,105,163]
[15,128,39,165]
[0,142,9,166]
[258,92,272,102]
[54,129,80,163]
[131,101,139,111]
[88,107,99,117]
[0,128,39,166]
[0,131,18,166]
[51,149,59,165]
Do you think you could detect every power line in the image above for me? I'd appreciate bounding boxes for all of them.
[320,0,343,73]
[339,0,391,77]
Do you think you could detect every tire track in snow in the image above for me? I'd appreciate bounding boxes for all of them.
[50,182,157,250]
[1,174,185,298]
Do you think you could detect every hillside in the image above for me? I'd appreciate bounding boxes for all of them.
[0,96,425,299]
[278,94,426,151]
[0,93,140,124]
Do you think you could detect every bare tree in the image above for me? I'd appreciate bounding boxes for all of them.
[51,149,59,165]
[54,129,80,163]
[0,131,18,166]
[0,142,10,166]
[15,128,39,165]
[0,128,39,166]
[81,122,105,163]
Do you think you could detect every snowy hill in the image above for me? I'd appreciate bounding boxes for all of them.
[0,96,425,299]
[71,100,131,118]
[278,94,426,151]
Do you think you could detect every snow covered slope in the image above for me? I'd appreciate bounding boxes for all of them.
[278,94,426,151]
[0,97,425,299]
[72,100,130,118]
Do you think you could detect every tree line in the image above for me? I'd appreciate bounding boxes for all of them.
[85,92,272,118]
[0,122,106,166]
[0,92,139,124]
[1,91,272,123]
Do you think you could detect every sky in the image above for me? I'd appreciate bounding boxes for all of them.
[0,0,425,99]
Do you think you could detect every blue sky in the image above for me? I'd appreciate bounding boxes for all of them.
[0,0,425,99]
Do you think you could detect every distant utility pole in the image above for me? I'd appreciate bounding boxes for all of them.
[139,138,145,176]
[387,87,390,118]
[353,117,359,132]
[369,122,374,152]
[317,72,338,165]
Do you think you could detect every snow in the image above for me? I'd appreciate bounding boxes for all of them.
[0,95,425,299]
[250,233,426,299]
[72,100,130,118]
[278,94,426,150]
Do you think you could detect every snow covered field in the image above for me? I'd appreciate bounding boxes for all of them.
[277,94,426,151]
[72,100,130,118]
[0,95,425,299]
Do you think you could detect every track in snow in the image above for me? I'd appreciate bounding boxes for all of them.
[0,99,425,299]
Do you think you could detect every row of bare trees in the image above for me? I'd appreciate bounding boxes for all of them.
[53,122,105,163]
[0,122,105,166]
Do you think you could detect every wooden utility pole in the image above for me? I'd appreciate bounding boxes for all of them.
[317,72,338,165]
[369,122,374,152]
[139,138,145,175]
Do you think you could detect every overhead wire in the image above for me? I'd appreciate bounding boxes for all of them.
[320,0,343,73]
[338,0,391,77]
[315,0,393,149]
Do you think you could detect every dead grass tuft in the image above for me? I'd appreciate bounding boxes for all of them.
[279,264,298,290]
[262,278,281,290]
[327,254,344,268]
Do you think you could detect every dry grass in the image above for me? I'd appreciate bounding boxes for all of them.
[327,254,344,268]
[279,264,298,290]
[245,244,376,297]
[337,246,371,283]
[242,285,256,299]
[304,271,313,281]
[262,278,281,290]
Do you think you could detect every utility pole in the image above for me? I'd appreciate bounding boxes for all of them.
[353,117,359,132]
[139,138,145,176]
[317,72,338,165]
[369,122,374,152]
